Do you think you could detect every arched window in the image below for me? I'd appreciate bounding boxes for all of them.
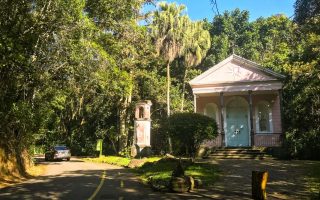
[255,101,273,133]
[139,107,144,118]
[204,103,218,121]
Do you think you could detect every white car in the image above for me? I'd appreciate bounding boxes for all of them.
[45,146,71,161]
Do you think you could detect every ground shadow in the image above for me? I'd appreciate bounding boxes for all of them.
[0,166,216,200]
[195,159,317,200]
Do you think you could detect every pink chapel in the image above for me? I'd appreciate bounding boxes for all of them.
[189,54,285,147]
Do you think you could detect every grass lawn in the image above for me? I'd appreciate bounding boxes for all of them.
[134,158,219,186]
[82,156,132,167]
[82,156,162,167]
[306,162,320,199]
[83,156,219,187]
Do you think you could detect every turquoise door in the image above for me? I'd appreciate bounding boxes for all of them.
[226,98,249,147]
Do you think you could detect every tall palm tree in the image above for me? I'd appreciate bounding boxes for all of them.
[150,2,187,153]
[181,21,211,111]
[150,2,186,117]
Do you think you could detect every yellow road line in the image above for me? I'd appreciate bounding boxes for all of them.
[88,170,106,200]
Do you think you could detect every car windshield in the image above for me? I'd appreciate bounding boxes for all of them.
[54,146,68,150]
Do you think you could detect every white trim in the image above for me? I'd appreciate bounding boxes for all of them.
[192,82,283,94]
[255,101,273,134]
[223,96,251,147]
[194,95,197,113]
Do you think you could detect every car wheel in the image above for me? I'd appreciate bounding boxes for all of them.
[45,156,48,161]
[66,158,70,161]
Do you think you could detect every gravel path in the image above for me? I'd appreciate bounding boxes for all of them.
[195,159,317,200]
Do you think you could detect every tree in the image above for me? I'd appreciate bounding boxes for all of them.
[165,113,218,157]
[180,20,210,111]
[203,8,295,72]
[150,2,190,153]
[294,0,320,34]
[203,9,251,67]
[150,2,187,117]
[85,0,157,154]
[251,15,295,72]
[281,0,320,160]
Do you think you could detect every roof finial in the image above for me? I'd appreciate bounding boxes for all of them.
[231,40,236,55]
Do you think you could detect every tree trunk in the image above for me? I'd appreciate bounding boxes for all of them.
[167,61,171,116]
[106,133,118,155]
[166,61,173,153]
[118,80,133,155]
[180,68,188,112]
[118,97,128,154]
[125,86,132,144]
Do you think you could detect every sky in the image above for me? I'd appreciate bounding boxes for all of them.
[144,0,296,21]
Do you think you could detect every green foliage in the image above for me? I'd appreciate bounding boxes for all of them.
[150,2,188,117]
[306,162,320,199]
[204,9,250,66]
[281,0,320,160]
[83,156,162,167]
[0,0,160,172]
[294,0,320,34]
[83,156,131,167]
[165,113,218,156]
[135,158,219,186]
[151,2,187,63]
[285,129,320,160]
[180,20,211,111]
[203,9,295,73]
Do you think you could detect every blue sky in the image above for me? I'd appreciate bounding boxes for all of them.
[144,0,296,21]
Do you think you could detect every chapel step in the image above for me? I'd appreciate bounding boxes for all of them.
[206,148,271,160]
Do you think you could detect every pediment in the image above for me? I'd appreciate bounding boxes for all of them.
[190,55,285,86]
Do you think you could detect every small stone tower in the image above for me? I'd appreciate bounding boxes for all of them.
[131,100,152,157]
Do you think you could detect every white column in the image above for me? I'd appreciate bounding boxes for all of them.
[278,89,283,134]
[194,94,197,113]
[249,90,254,146]
[219,92,225,147]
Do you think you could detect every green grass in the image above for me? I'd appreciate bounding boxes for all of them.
[307,162,320,199]
[83,156,218,186]
[144,157,162,163]
[82,156,162,167]
[135,159,178,183]
[135,158,219,186]
[185,163,218,185]
[82,156,131,167]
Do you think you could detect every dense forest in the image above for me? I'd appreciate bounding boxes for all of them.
[0,0,319,176]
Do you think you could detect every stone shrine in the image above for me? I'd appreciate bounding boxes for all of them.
[131,100,152,157]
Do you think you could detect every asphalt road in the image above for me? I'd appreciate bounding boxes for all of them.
[0,158,209,200]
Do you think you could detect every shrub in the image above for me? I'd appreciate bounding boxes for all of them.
[285,129,320,160]
[165,113,218,156]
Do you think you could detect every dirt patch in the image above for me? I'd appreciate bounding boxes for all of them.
[128,158,147,168]
[0,154,47,189]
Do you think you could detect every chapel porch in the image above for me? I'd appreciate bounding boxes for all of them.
[195,90,284,148]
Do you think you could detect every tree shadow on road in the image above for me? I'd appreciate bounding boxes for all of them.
[0,167,216,200]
